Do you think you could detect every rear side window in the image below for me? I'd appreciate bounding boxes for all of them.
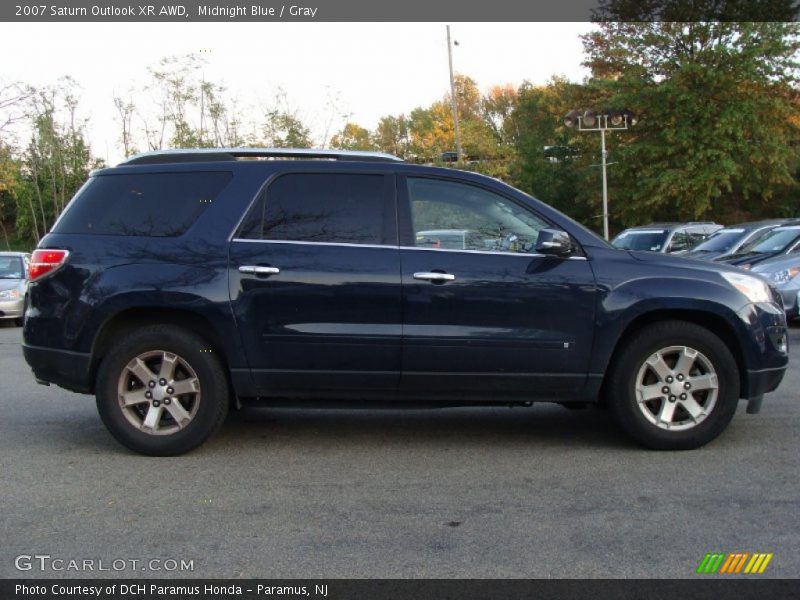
[54,172,232,237]
[238,173,394,245]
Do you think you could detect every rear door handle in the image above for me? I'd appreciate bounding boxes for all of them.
[239,265,280,275]
[413,271,456,282]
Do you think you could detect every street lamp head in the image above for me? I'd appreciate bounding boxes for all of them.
[608,109,624,127]
[622,109,638,126]
[582,109,597,128]
[563,110,580,128]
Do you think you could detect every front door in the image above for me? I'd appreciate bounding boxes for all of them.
[398,176,597,397]
[229,171,401,394]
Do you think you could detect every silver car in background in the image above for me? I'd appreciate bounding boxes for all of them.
[752,254,800,319]
[0,252,30,326]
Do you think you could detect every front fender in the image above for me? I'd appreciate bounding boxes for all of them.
[588,259,756,381]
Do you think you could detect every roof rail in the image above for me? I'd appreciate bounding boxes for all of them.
[119,148,403,166]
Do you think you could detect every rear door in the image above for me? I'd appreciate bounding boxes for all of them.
[229,170,402,394]
[397,175,597,397]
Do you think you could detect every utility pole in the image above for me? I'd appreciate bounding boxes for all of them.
[446,25,463,162]
[600,127,609,240]
[564,109,637,240]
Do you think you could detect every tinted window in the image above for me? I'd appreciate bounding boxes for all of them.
[54,172,232,237]
[239,173,393,245]
[407,178,549,253]
[744,228,800,253]
[612,230,669,252]
[693,229,746,252]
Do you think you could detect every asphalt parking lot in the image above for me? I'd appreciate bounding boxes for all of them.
[1,321,798,579]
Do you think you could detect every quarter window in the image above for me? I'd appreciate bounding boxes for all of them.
[239,173,393,245]
[54,172,232,237]
[407,177,549,254]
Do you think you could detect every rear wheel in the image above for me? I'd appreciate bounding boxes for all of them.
[606,320,740,450]
[96,325,229,456]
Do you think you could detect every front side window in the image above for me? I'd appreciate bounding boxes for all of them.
[239,173,393,245]
[612,230,669,252]
[407,177,549,254]
[667,231,691,252]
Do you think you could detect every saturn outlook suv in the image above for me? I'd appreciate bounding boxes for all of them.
[22,149,789,455]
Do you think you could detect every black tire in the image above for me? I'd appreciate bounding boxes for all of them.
[606,320,740,450]
[96,325,229,456]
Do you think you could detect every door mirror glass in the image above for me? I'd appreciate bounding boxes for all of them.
[535,229,572,256]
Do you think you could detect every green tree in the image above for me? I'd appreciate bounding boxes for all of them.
[18,80,101,243]
[373,115,409,158]
[582,19,800,228]
[330,122,376,151]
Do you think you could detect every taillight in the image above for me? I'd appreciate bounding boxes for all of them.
[29,249,70,281]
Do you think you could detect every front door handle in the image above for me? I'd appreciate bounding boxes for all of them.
[413,271,456,282]
[239,265,280,275]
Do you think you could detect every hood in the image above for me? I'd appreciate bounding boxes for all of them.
[626,249,752,277]
[751,253,800,274]
[716,251,775,267]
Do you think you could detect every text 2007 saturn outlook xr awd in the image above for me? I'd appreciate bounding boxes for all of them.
[22,149,789,455]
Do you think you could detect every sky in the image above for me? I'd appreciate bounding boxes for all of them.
[0,22,593,164]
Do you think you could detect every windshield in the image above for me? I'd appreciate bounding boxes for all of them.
[740,228,800,254]
[692,229,746,253]
[0,256,24,279]
[612,230,669,252]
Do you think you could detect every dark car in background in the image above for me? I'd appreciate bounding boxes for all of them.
[716,222,800,269]
[611,222,722,254]
[680,220,788,262]
[21,148,788,456]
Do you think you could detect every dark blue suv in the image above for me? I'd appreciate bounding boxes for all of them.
[22,149,789,455]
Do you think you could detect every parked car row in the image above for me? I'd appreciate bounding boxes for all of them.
[612,219,800,319]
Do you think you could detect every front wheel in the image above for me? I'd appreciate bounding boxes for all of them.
[96,325,229,456]
[606,320,740,450]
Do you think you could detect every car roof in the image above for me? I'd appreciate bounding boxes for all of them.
[119,147,403,166]
[620,222,719,233]
[725,219,795,230]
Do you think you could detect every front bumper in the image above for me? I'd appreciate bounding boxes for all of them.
[0,298,24,319]
[22,344,92,393]
[736,301,789,400]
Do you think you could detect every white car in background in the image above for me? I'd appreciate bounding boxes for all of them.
[0,252,31,326]
[752,254,800,320]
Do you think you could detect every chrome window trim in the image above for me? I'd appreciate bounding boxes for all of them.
[231,238,395,250]
[230,238,588,259]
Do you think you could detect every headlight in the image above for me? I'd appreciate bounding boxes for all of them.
[720,271,772,303]
[767,267,800,286]
[0,288,20,300]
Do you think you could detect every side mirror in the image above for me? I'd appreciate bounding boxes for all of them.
[536,229,572,256]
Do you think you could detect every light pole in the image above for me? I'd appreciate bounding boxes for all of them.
[564,109,636,240]
[446,25,463,162]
